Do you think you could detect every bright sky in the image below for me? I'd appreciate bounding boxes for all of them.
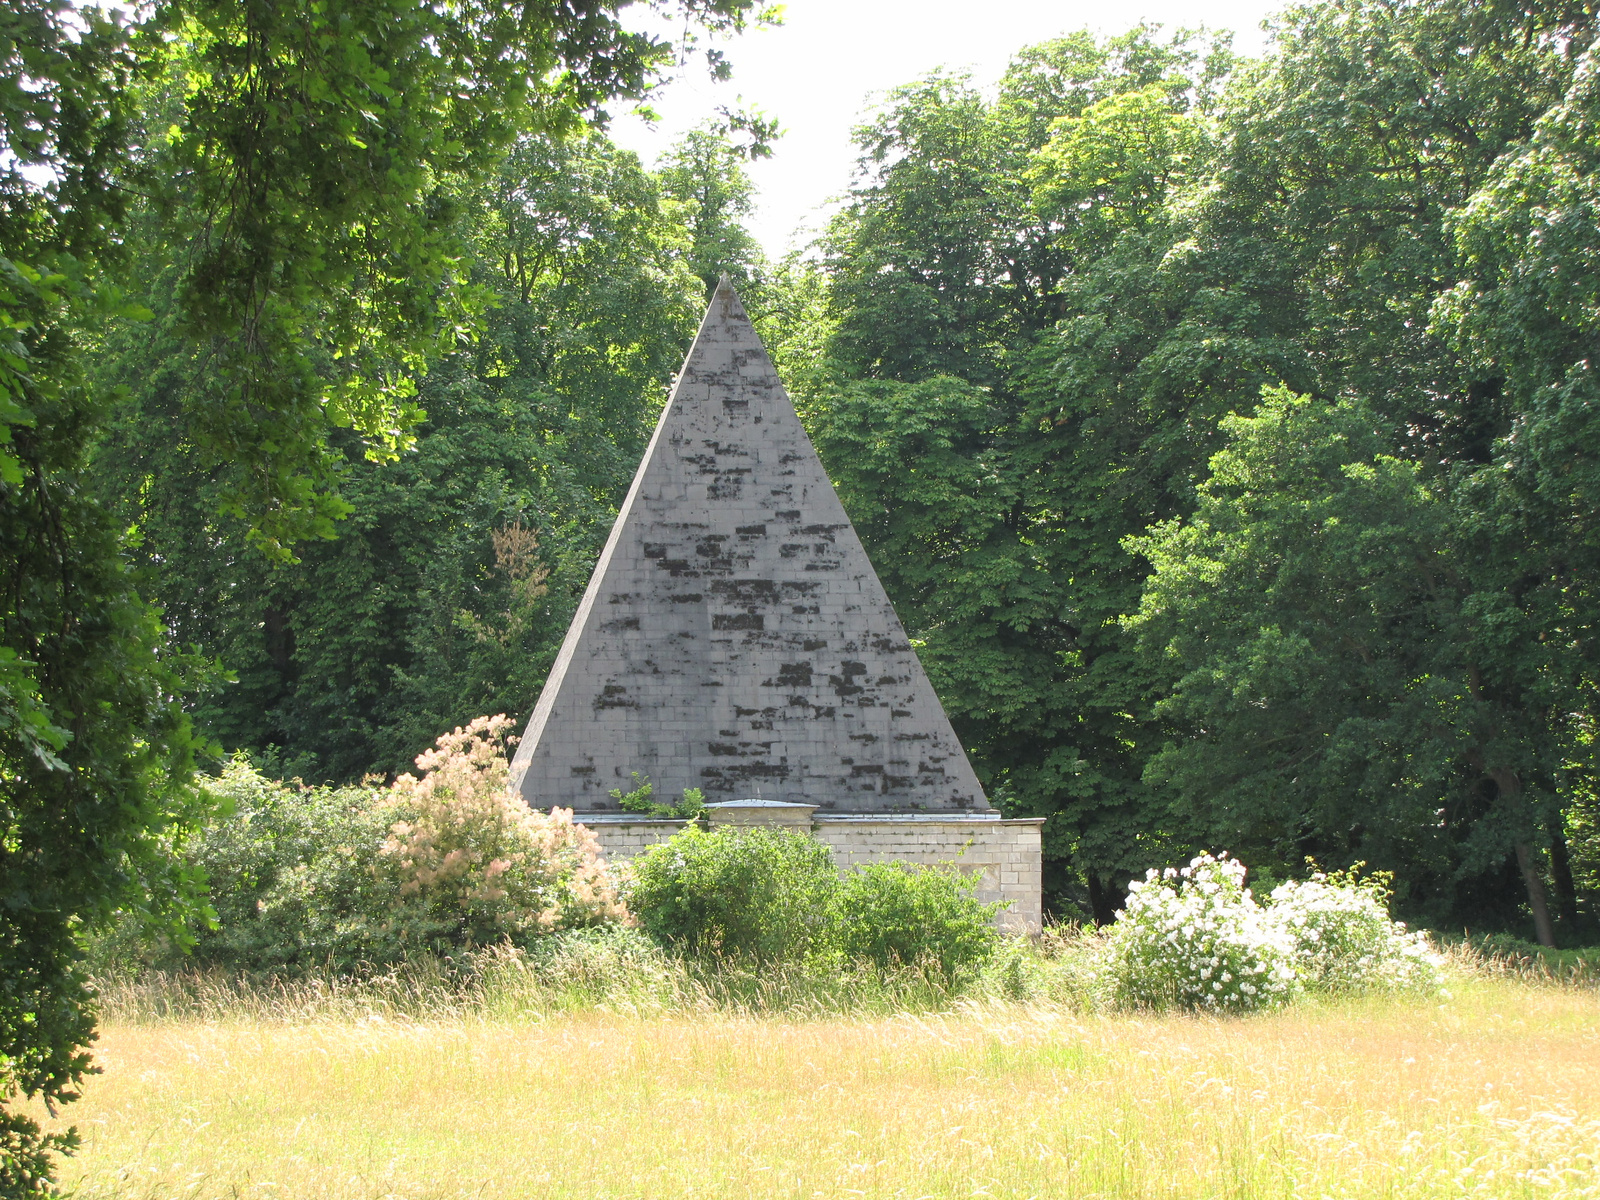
[611,0,1284,257]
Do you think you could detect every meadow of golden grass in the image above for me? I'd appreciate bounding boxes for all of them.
[46,979,1600,1199]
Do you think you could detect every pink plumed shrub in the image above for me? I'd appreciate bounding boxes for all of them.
[381,715,627,945]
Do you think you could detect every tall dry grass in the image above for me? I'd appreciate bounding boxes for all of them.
[38,973,1600,1200]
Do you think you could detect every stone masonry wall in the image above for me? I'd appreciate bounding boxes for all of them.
[576,817,692,860]
[814,818,1044,935]
[577,814,1044,934]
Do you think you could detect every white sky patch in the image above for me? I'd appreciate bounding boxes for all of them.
[612,0,1283,258]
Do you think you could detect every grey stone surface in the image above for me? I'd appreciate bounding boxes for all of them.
[704,799,819,829]
[510,279,994,815]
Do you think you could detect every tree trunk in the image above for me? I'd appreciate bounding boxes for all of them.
[1086,873,1118,927]
[263,603,295,676]
[1515,842,1557,949]
[1549,819,1579,928]
[1487,766,1557,949]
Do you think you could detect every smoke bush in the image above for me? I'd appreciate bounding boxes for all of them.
[111,716,626,977]
[382,715,626,944]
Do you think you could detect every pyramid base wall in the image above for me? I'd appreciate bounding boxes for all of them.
[813,817,1043,935]
[573,814,1043,934]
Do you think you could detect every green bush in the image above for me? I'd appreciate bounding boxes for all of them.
[834,862,1000,980]
[627,827,1008,979]
[627,825,838,962]
[101,718,628,978]
[610,772,706,819]
[181,761,399,975]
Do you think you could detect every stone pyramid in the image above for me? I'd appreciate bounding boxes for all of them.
[509,280,992,814]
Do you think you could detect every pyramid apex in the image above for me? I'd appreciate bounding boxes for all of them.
[701,272,750,330]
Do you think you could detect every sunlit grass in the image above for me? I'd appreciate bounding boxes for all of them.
[43,977,1600,1199]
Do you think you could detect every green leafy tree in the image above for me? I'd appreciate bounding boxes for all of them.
[658,124,766,294]
[1433,37,1600,931]
[1127,390,1576,942]
[2,0,760,1187]
[1089,0,1596,936]
[807,28,1230,918]
[2,4,209,1187]
[808,0,1599,931]
[823,26,1231,388]
[93,131,704,781]
[135,0,764,556]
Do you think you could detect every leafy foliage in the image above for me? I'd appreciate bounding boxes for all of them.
[657,124,766,293]
[609,773,707,820]
[2,12,207,1181]
[628,826,839,963]
[1124,389,1568,930]
[2,2,758,1183]
[169,761,397,976]
[92,130,704,781]
[627,825,1007,978]
[834,863,1000,981]
[134,0,765,555]
[134,718,625,979]
[804,1,1600,939]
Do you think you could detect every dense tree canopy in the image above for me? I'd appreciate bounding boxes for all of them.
[8,0,1600,1183]
[93,130,705,782]
[798,0,1600,932]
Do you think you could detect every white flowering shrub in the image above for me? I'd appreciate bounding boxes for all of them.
[1105,853,1299,1013]
[1266,870,1443,994]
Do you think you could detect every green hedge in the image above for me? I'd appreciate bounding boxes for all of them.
[628,825,1003,978]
